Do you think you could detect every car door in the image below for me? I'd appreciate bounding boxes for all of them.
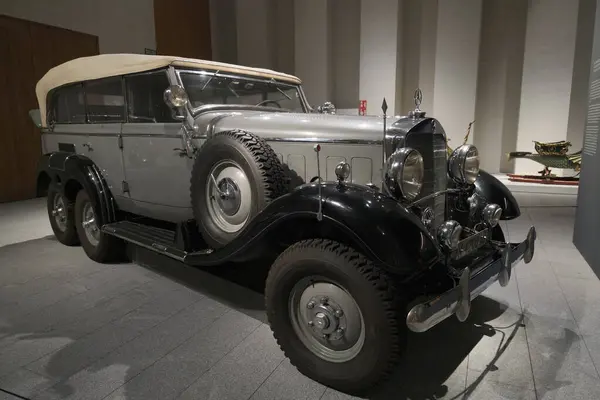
[120,70,193,220]
[81,77,127,199]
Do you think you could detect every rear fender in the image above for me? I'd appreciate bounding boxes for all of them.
[37,152,117,225]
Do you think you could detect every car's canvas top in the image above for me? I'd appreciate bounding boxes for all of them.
[35,53,302,127]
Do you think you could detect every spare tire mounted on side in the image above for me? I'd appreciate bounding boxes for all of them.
[191,129,286,248]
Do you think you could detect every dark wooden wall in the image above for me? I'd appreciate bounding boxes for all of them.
[154,0,212,59]
[0,15,98,203]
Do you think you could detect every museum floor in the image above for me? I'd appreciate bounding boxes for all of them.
[0,202,598,400]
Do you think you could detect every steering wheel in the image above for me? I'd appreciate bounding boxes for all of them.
[255,99,281,108]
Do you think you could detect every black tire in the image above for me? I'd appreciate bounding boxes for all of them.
[191,129,286,248]
[47,186,79,246]
[74,190,124,263]
[265,239,406,394]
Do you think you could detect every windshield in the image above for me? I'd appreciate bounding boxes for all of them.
[179,70,305,112]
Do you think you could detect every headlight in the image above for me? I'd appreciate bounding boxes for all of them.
[448,144,480,184]
[438,220,463,250]
[385,148,424,201]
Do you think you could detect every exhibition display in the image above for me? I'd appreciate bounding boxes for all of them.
[507,140,582,185]
[31,54,537,393]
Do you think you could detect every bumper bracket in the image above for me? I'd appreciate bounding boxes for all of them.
[406,226,536,333]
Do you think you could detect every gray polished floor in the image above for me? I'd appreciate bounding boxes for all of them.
[0,206,597,400]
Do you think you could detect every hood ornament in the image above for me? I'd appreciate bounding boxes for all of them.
[409,88,426,119]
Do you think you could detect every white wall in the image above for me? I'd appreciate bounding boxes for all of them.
[399,0,438,116]
[432,0,482,147]
[359,0,401,115]
[0,0,156,54]
[210,0,238,64]
[331,0,360,109]
[474,0,527,173]
[515,0,580,175]
[271,0,295,75]
[236,0,273,68]
[295,0,333,106]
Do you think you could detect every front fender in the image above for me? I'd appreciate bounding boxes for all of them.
[321,183,442,271]
[188,182,442,274]
[474,170,520,220]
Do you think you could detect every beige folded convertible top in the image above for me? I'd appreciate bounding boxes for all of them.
[35,53,302,127]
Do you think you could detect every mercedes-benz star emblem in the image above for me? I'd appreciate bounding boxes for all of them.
[414,88,423,109]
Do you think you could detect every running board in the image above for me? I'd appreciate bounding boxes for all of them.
[102,221,213,262]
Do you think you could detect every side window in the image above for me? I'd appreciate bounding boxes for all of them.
[125,71,175,123]
[84,77,125,123]
[52,84,86,124]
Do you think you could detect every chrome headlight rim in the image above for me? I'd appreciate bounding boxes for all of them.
[482,203,502,227]
[385,147,424,201]
[437,220,463,250]
[448,144,480,185]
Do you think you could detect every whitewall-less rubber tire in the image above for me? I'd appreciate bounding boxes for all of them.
[74,190,124,263]
[265,239,407,394]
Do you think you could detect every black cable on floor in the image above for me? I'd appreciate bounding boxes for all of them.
[0,387,32,400]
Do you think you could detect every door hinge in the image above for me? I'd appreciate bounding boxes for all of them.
[122,180,129,194]
[118,135,123,149]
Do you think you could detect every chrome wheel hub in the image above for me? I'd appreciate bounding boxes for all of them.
[215,178,241,216]
[289,278,365,363]
[52,194,68,232]
[206,160,252,233]
[82,202,100,246]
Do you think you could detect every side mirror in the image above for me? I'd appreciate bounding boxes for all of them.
[163,85,189,109]
[29,109,42,128]
[316,101,336,115]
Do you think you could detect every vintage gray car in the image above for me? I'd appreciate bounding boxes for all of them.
[33,54,536,393]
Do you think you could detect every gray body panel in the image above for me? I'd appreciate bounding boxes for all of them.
[42,109,393,223]
[197,110,386,187]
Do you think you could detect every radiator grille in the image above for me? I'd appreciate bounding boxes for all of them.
[406,133,447,229]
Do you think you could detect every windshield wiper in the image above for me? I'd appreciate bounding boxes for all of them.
[270,78,291,100]
[227,82,240,98]
[200,70,220,92]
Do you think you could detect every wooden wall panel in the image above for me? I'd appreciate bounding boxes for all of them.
[0,15,98,203]
[154,0,212,59]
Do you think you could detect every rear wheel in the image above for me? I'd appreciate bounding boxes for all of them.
[47,186,79,246]
[74,190,124,263]
[265,239,406,394]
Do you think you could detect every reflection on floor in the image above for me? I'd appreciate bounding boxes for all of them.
[0,204,598,400]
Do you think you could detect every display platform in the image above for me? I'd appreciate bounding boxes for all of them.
[493,173,579,207]
[0,200,598,399]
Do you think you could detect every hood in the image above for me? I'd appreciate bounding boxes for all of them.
[198,111,390,143]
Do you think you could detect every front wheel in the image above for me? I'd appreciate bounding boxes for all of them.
[265,239,406,394]
[74,190,124,263]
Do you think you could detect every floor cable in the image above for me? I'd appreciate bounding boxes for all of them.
[0,387,32,400]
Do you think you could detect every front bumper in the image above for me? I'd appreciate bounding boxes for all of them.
[406,226,537,333]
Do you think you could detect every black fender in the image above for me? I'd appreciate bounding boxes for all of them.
[185,182,442,275]
[36,152,117,226]
[473,170,520,220]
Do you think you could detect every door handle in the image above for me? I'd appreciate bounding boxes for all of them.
[82,143,93,152]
